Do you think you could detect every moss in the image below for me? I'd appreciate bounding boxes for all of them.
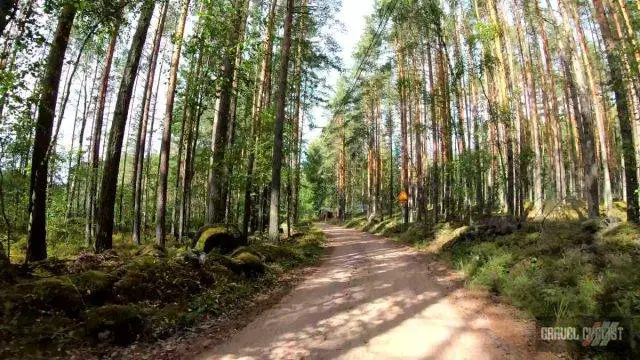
[229,246,265,261]
[205,252,238,271]
[29,258,70,277]
[250,244,298,263]
[3,278,82,318]
[113,257,201,303]
[135,244,166,258]
[70,270,114,305]
[193,224,243,254]
[232,252,265,277]
[148,303,187,338]
[84,304,147,345]
[205,263,236,279]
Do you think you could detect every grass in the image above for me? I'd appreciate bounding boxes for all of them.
[340,211,640,358]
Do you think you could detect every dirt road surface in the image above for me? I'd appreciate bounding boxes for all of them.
[196,224,555,360]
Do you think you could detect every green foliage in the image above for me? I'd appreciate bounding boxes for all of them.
[445,221,640,356]
[1,225,325,357]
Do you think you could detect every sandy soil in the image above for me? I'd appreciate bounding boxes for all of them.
[195,224,560,360]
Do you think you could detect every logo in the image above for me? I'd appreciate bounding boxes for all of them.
[540,321,624,347]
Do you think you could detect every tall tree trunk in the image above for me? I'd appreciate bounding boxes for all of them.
[222,0,250,223]
[156,0,190,248]
[26,4,76,262]
[95,0,155,252]
[535,1,566,202]
[69,62,99,217]
[242,0,278,237]
[208,0,246,224]
[132,0,167,245]
[86,0,124,246]
[522,4,543,215]
[558,13,600,218]
[268,0,294,241]
[291,0,308,225]
[593,0,639,223]
[337,116,347,221]
[178,48,203,240]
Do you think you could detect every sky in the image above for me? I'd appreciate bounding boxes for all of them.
[305,0,375,144]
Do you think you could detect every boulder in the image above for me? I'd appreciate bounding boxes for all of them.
[29,258,70,277]
[204,253,238,273]
[245,243,297,263]
[192,224,244,254]
[582,219,605,234]
[481,216,518,236]
[176,248,202,268]
[85,304,146,345]
[135,244,166,257]
[232,252,265,277]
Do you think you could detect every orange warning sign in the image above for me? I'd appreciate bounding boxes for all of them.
[397,191,408,204]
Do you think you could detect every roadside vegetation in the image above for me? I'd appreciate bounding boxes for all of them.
[339,209,639,358]
[0,223,325,359]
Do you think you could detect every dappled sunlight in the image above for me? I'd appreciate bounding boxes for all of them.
[198,224,535,359]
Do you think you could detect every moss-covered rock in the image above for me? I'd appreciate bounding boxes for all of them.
[70,252,102,273]
[70,270,114,305]
[2,278,82,318]
[135,244,166,258]
[205,263,236,279]
[229,246,264,260]
[192,224,243,254]
[232,252,265,277]
[582,218,604,234]
[29,258,70,277]
[176,248,203,268]
[249,244,298,263]
[113,257,201,303]
[205,252,237,270]
[84,304,146,345]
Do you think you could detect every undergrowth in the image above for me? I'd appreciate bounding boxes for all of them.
[342,212,640,358]
[0,224,325,359]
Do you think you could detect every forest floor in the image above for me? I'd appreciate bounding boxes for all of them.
[195,223,558,359]
[0,225,326,359]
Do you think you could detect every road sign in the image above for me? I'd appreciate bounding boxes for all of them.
[397,191,408,204]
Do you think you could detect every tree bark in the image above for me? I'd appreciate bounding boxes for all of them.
[86,0,125,246]
[26,4,76,262]
[132,0,168,245]
[242,0,278,237]
[593,0,639,223]
[268,0,294,241]
[156,0,190,248]
[207,0,246,224]
[95,0,155,252]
